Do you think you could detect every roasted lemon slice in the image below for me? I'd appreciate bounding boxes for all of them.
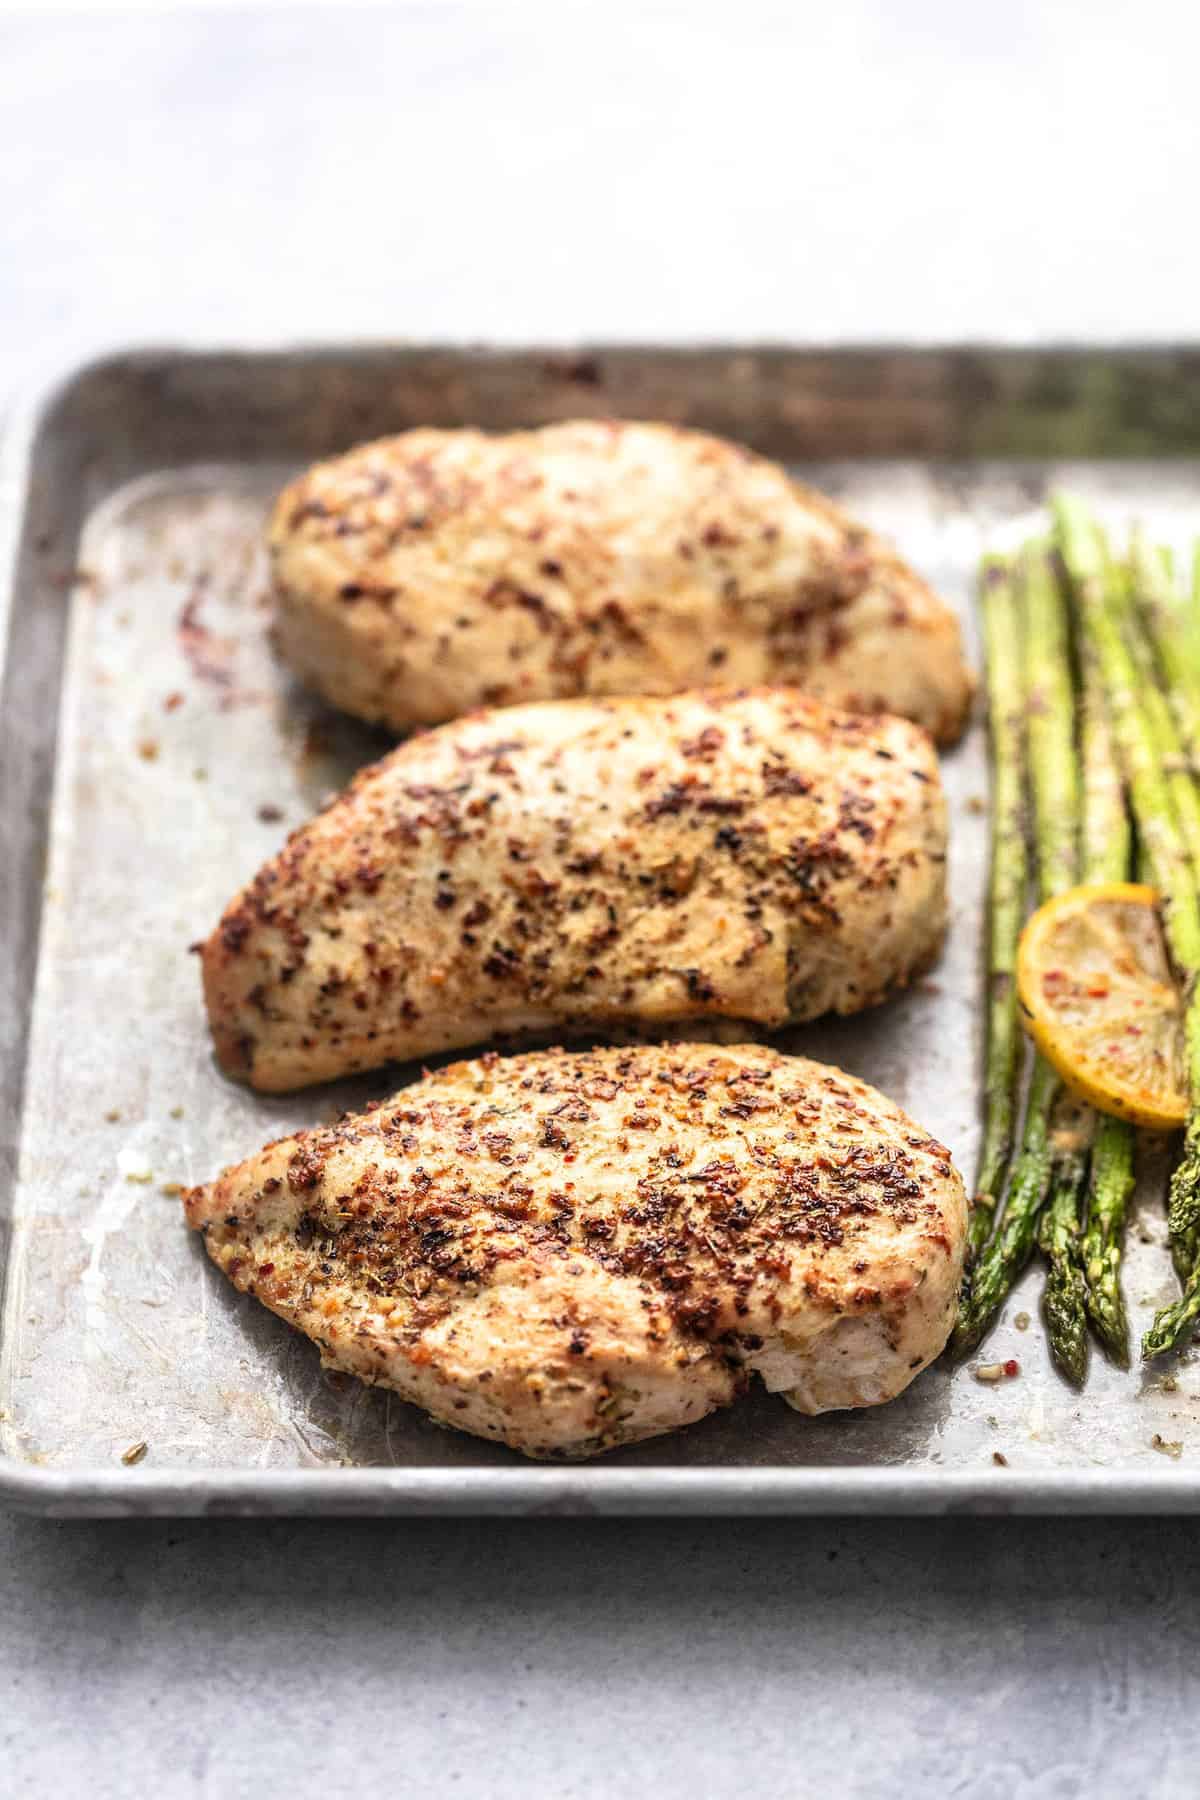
[1017,882,1188,1131]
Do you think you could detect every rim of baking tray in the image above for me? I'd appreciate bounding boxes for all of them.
[3,1459,1200,1518]
[5,338,1200,1517]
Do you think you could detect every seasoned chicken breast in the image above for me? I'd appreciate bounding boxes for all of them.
[269,420,972,743]
[202,688,948,1092]
[185,1042,967,1458]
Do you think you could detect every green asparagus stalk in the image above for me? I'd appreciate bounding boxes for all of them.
[955,543,1081,1357]
[1079,615,1134,888]
[1023,544,1083,897]
[1108,564,1200,1289]
[1023,545,1090,1377]
[1080,1112,1135,1365]
[1056,500,1200,980]
[1130,529,1200,769]
[956,1059,1056,1355]
[1054,497,1200,1356]
[1037,1097,1091,1385]
[1145,1223,1200,1355]
[1115,577,1200,878]
[1074,562,1136,1364]
[970,555,1030,1259]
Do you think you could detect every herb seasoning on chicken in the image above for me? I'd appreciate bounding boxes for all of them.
[201,688,948,1092]
[185,1042,967,1459]
[269,421,972,743]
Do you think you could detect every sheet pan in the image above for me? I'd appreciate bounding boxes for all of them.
[3,344,1200,1514]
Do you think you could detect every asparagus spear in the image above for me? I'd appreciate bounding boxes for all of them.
[956,1058,1055,1355]
[1022,544,1082,898]
[1022,545,1090,1378]
[1054,498,1200,1355]
[1037,1099,1091,1386]
[1115,568,1200,876]
[1106,565,1200,1289]
[1079,603,1134,890]
[955,543,1080,1357]
[1130,529,1200,770]
[1080,1113,1135,1365]
[970,555,1030,1259]
[1075,572,1136,1365]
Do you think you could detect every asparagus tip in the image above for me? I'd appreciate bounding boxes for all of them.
[1142,1303,1198,1362]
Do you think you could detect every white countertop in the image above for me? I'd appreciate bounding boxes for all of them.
[5,0,1200,376]
[3,6,1200,1796]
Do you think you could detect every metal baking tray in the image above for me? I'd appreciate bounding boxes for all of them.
[5,343,1200,1517]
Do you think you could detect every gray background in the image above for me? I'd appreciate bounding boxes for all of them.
[4,5,1200,1796]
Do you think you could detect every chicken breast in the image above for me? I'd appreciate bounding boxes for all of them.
[269,420,972,743]
[202,688,948,1092]
[185,1042,967,1458]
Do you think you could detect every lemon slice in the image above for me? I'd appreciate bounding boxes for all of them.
[1016,882,1188,1131]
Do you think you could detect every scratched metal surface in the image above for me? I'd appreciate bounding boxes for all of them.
[3,347,1200,1515]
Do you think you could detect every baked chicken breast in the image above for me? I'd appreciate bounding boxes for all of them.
[185,1042,967,1458]
[202,688,948,1092]
[269,420,972,743]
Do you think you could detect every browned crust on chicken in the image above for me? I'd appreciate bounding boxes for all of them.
[201,688,948,1092]
[269,421,973,743]
[185,1042,967,1458]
